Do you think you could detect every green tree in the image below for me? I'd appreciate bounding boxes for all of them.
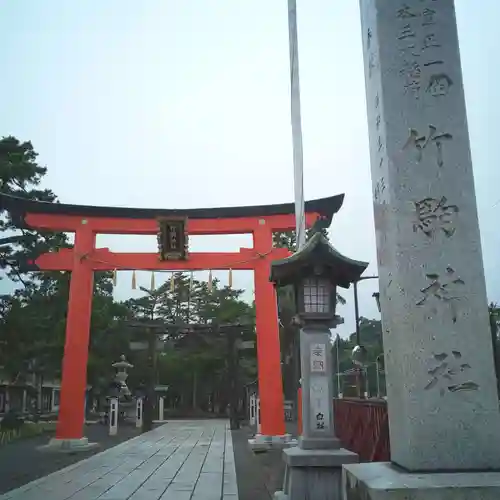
[0,137,70,392]
[86,278,131,392]
[123,272,257,414]
[333,317,385,398]
[0,137,126,410]
[0,136,69,286]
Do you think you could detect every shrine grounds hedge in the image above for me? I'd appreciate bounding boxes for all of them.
[0,421,56,447]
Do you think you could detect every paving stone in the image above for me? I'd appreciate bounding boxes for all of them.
[127,490,165,500]
[168,481,196,491]
[0,420,235,500]
[193,472,223,500]
[159,490,192,500]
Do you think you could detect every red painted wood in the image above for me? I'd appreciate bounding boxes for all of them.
[25,212,319,234]
[333,398,390,462]
[55,227,95,440]
[253,226,285,436]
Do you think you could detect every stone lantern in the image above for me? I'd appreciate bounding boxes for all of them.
[112,355,133,397]
[107,355,134,436]
[270,232,368,500]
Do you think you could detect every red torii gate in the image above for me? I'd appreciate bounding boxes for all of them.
[1,193,343,442]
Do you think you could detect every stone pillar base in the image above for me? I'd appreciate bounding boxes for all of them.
[298,436,341,450]
[274,446,358,500]
[37,437,99,454]
[248,433,297,452]
[343,462,500,500]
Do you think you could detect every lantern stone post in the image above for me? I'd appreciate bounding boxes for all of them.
[158,396,164,422]
[108,393,119,436]
[106,379,121,437]
[155,385,169,422]
[136,397,143,428]
[270,232,368,500]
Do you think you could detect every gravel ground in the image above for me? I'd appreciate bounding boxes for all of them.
[0,423,148,495]
[232,426,291,500]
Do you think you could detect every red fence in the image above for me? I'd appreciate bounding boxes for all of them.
[333,398,390,462]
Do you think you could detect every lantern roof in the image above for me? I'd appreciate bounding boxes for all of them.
[112,354,133,370]
[269,232,369,289]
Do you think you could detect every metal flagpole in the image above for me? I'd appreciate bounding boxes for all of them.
[288,0,306,432]
[287,0,306,250]
[336,334,342,397]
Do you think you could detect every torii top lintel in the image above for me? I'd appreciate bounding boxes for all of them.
[0,193,344,235]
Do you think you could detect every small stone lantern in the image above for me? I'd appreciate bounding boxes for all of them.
[270,232,368,500]
[112,355,133,397]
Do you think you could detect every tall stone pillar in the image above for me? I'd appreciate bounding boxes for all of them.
[344,1,500,497]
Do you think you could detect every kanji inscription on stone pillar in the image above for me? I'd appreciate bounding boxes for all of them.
[360,0,500,471]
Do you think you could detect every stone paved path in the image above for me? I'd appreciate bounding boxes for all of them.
[0,420,237,500]
[0,424,147,495]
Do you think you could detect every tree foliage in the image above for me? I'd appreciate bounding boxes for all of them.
[123,276,257,412]
[0,136,70,388]
[0,137,128,393]
[0,136,68,286]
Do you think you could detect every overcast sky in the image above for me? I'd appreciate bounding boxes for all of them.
[1,1,499,339]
